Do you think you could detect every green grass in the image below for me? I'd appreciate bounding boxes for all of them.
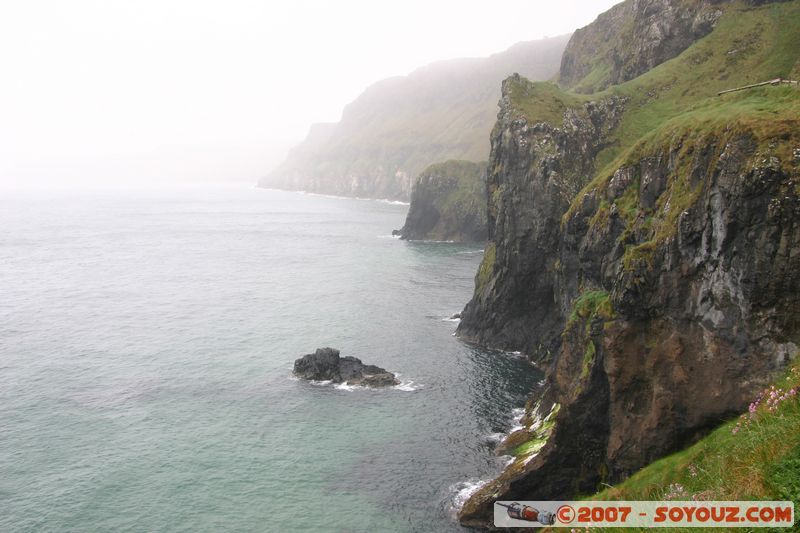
[581,340,596,380]
[468,3,800,525]
[511,437,548,457]
[508,0,800,231]
[568,290,614,327]
[502,2,800,264]
[476,242,496,292]
[583,361,800,532]
[595,0,800,163]
[506,78,589,127]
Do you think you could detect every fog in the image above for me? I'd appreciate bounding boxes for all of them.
[0,0,620,188]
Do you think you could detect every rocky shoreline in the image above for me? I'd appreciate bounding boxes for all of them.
[453,0,800,528]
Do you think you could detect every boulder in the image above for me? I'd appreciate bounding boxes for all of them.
[293,348,399,387]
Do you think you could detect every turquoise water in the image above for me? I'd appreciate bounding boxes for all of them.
[0,186,542,532]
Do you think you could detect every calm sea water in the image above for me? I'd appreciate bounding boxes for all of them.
[0,186,542,533]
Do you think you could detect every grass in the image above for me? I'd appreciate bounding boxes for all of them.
[476,242,496,293]
[514,0,800,231]
[581,340,596,380]
[467,2,800,525]
[505,78,589,127]
[568,290,614,327]
[511,437,548,457]
[582,360,800,532]
[622,240,658,273]
[504,403,561,458]
[595,0,800,164]
[565,290,613,393]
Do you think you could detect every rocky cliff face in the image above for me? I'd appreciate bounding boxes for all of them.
[394,160,487,242]
[458,76,627,353]
[260,35,570,201]
[457,0,800,527]
[560,0,726,92]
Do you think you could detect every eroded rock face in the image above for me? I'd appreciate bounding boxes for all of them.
[559,0,726,92]
[456,77,800,530]
[395,160,488,242]
[457,74,627,355]
[293,348,399,387]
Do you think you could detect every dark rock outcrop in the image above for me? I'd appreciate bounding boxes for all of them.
[458,74,627,354]
[456,0,800,527]
[395,160,488,242]
[293,348,399,387]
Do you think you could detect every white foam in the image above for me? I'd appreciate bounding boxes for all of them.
[394,379,421,391]
[506,407,526,433]
[294,373,420,392]
[485,432,506,443]
[290,189,409,205]
[449,478,491,514]
[442,317,461,323]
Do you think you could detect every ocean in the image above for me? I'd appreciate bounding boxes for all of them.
[0,185,542,532]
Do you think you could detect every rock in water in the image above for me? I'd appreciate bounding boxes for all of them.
[293,348,399,387]
[292,347,342,381]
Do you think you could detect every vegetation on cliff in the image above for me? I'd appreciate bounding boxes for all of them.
[260,35,570,201]
[395,160,487,242]
[458,0,800,527]
[590,361,800,532]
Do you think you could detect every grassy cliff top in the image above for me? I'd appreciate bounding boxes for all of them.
[587,359,800,530]
[501,0,800,224]
[419,160,486,182]
[505,78,589,127]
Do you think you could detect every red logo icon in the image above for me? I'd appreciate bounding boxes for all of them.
[557,505,576,524]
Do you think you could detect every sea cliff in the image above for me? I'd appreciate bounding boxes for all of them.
[260,36,570,201]
[394,160,487,242]
[456,0,800,527]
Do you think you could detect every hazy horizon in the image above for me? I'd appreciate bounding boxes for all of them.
[1,0,620,188]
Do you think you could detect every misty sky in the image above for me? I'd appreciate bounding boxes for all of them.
[0,0,620,187]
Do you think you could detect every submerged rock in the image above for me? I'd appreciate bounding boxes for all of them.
[293,348,399,387]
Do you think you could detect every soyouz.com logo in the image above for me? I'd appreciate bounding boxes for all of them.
[493,501,795,528]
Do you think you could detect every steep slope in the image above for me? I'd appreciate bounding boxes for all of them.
[592,362,800,518]
[456,0,800,527]
[559,0,727,93]
[394,160,487,242]
[259,35,570,201]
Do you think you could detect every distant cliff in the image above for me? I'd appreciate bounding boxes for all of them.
[394,160,487,242]
[259,35,571,201]
[457,0,800,527]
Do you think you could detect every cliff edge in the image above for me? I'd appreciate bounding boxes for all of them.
[457,0,800,527]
